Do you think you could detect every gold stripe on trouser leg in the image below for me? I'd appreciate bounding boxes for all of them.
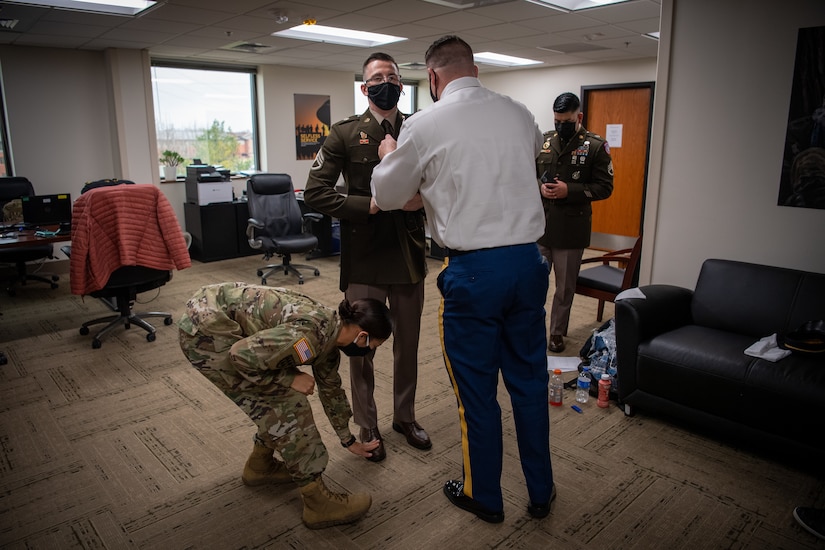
[438,257,474,498]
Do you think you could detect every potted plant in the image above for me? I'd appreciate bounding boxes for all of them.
[160,150,185,181]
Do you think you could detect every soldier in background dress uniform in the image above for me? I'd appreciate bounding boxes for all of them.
[178,282,392,529]
[537,92,614,353]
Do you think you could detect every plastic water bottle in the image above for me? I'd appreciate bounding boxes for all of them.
[549,369,564,407]
[576,366,591,403]
[598,373,611,408]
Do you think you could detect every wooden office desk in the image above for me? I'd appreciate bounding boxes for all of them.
[0,226,70,363]
[0,227,70,249]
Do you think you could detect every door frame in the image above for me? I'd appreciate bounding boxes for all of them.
[580,81,655,250]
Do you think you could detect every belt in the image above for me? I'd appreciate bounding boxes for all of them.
[445,244,523,257]
[445,247,474,257]
[445,245,502,258]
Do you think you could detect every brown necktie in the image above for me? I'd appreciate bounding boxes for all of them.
[381,119,394,138]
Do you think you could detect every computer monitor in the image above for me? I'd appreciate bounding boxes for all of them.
[21,193,72,227]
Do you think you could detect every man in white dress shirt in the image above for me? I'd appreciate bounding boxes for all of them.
[370,35,555,524]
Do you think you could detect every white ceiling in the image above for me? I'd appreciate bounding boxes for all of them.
[0,0,661,78]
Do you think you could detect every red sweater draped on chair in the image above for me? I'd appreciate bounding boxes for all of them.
[70,184,191,296]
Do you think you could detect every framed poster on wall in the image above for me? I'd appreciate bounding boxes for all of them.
[778,25,825,210]
[294,94,330,161]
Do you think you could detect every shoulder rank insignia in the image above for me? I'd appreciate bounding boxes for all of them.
[310,149,325,170]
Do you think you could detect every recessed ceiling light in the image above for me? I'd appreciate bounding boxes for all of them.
[3,0,158,16]
[644,31,660,40]
[524,0,632,12]
[474,51,542,67]
[272,23,406,48]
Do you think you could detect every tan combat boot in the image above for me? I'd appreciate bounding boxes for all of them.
[241,443,293,486]
[299,476,372,529]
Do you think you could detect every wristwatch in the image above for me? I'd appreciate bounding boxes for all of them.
[341,435,357,448]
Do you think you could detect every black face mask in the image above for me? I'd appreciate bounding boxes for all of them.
[367,82,401,111]
[555,121,577,142]
[428,73,438,103]
[338,342,372,357]
[338,334,372,357]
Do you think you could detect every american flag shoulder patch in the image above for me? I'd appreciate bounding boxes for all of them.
[293,338,314,363]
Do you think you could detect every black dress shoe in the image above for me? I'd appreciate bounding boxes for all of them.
[548,335,565,353]
[527,484,557,519]
[392,421,432,450]
[360,426,386,462]
[443,479,504,523]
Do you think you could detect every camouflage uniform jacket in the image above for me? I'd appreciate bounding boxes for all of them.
[178,282,353,440]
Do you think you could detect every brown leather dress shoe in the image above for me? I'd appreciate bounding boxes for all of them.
[360,426,386,462]
[392,420,432,450]
[548,335,565,353]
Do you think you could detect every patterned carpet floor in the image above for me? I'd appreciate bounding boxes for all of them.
[0,252,822,549]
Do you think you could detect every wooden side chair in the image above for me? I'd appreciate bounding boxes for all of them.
[575,234,643,321]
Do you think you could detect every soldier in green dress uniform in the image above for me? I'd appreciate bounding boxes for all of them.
[304,52,430,461]
[536,92,614,354]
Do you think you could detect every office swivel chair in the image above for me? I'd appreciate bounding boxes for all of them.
[0,176,59,295]
[246,173,321,285]
[575,234,643,322]
[78,264,173,348]
[69,184,191,348]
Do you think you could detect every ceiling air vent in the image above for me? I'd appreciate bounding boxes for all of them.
[538,42,609,54]
[422,0,515,7]
[0,18,20,31]
[221,41,274,54]
[399,61,426,70]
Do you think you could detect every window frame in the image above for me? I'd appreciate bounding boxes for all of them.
[0,74,13,176]
[150,60,260,174]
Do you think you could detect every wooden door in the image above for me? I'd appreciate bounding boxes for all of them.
[582,84,653,239]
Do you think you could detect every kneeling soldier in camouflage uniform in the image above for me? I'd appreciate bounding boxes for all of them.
[178,282,391,529]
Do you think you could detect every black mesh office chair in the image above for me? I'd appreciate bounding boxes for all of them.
[78,265,174,348]
[0,176,59,295]
[246,173,321,285]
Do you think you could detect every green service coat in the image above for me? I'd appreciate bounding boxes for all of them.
[536,127,614,250]
[303,109,426,292]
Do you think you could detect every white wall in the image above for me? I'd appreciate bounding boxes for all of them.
[256,64,354,193]
[644,0,825,288]
[1,46,116,188]
[104,48,157,186]
[481,58,657,132]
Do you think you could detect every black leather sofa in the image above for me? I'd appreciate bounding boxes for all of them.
[615,259,825,462]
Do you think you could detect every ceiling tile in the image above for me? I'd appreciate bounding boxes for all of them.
[0,0,659,75]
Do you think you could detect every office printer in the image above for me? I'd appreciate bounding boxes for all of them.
[185,164,233,205]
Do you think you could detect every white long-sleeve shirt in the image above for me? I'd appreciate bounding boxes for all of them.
[371,76,545,252]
